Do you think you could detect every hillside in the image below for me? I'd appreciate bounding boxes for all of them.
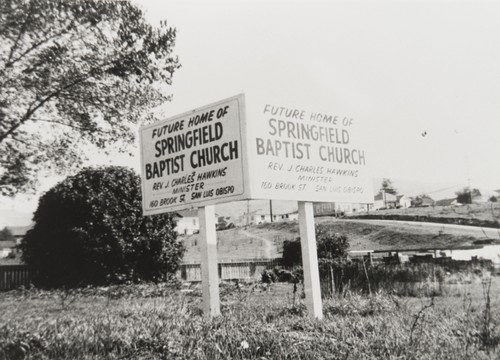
[347,203,500,228]
[180,217,493,263]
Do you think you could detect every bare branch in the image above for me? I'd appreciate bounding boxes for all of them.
[32,118,114,136]
[0,74,92,143]
[5,0,35,68]
[6,24,74,68]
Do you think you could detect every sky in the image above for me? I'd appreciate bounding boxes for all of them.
[134,0,500,188]
[1,0,500,226]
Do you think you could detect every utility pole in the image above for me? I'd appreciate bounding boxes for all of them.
[246,200,250,227]
[269,200,273,222]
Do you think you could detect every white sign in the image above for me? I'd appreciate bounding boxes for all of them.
[140,94,373,215]
[246,100,373,204]
[139,94,249,215]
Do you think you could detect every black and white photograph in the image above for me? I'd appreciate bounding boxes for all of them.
[1,0,500,358]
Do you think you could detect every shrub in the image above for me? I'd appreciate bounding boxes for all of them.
[282,224,350,267]
[20,166,184,288]
[282,239,302,267]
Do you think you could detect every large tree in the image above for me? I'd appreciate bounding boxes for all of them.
[0,0,179,195]
[381,178,397,195]
[20,166,184,288]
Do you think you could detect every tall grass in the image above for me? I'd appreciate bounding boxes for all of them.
[1,280,499,359]
[318,261,494,298]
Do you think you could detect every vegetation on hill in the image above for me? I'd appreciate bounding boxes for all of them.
[180,218,488,263]
[347,203,500,228]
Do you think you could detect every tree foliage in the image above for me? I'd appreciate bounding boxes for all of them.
[0,227,15,241]
[381,178,397,195]
[20,166,184,288]
[281,224,350,267]
[455,187,472,205]
[315,225,349,261]
[0,0,180,195]
[282,238,302,267]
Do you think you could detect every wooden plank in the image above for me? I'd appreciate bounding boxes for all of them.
[199,205,220,317]
[298,201,323,319]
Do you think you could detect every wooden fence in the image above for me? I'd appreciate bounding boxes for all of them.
[0,259,283,290]
[178,258,283,282]
[0,265,33,291]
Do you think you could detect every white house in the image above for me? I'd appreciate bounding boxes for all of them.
[373,191,398,210]
[174,210,230,234]
[174,210,199,235]
[397,195,412,209]
[0,246,13,259]
[239,209,298,225]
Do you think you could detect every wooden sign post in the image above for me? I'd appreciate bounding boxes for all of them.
[298,201,323,319]
[199,205,220,316]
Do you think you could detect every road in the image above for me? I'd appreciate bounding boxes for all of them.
[343,218,500,240]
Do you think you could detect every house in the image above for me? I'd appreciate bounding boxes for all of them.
[396,195,412,209]
[216,215,235,230]
[413,195,435,207]
[314,203,337,216]
[174,210,231,234]
[239,209,298,225]
[0,241,16,259]
[314,202,372,216]
[6,224,33,245]
[0,225,33,259]
[272,212,298,222]
[174,209,199,235]
[240,210,268,226]
[373,191,398,210]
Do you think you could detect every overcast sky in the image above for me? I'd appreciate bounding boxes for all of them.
[135,0,500,189]
[2,0,499,224]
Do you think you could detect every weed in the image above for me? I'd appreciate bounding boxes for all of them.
[409,295,435,346]
[1,280,499,359]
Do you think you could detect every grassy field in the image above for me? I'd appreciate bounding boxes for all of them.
[1,278,500,359]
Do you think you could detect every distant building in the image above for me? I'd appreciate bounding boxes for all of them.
[6,225,33,245]
[239,209,298,225]
[314,203,337,216]
[216,215,235,230]
[413,195,435,207]
[374,191,398,210]
[174,210,234,234]
[0,243,15,258]
[314,202,372,216]
[397,195,412,209]
[0,225,33,259]
[174,210,199,235]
